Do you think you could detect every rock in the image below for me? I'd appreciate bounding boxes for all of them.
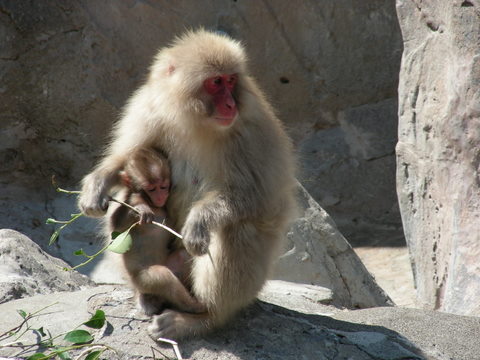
[354,246,416,307]
[274,184,393,308]
[334,307,480,360]
[0,1,403,248]
[0,229,94,303]
[396,0,480,315]
[299,98,403,247]
[258,280,335,314]
[1,283,478,360]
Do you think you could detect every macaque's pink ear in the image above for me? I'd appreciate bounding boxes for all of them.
[119,171,131,187]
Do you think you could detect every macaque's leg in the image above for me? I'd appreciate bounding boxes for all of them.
[138,293,165,316]
[165,248,191,286]
[134,265,205,314]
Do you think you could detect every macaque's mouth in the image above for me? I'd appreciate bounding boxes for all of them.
[214,116,236,127]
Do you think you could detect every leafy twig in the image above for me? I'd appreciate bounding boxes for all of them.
[51,176,81,196]
[46,213,83,245]
[0,303,59,342]
[66,243,114,271]
[108,196,183,239]
[48,184,215,271]
[108,196,215,270]
[1,306,115,360]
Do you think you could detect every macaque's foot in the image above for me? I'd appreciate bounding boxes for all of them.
[148,310,209,340]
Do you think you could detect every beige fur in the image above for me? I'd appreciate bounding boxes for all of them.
[106,149,204,316]
[78,29,297,339]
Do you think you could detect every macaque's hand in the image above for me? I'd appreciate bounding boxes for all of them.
[181,209,210,256]
[78,172,110,217]
[135,203,155,224]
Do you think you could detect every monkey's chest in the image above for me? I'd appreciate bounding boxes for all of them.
[167,160,204,227]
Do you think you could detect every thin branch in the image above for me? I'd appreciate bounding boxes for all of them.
[108,197,183,239]
[64,242,113,271]
[0,303,59,341]
[152,220,183,239]
[108,196,215,268]
[156,337,183,360]
[51,176,81,195]
[48,184,215,271]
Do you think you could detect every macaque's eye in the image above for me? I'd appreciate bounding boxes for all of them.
[204,76,223,94]
[146,186,156,193]
[225,75,237,91]
[227,75,237,85]
[204,74,237,95]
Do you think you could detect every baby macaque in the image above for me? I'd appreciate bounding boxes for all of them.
[107,148,204,315]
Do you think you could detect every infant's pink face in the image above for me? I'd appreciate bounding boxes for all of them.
[144,178,170,207]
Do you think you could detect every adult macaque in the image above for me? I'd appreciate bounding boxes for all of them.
[79,30,296,339]
[107,148,203,315]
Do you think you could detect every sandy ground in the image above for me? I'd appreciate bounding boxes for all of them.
[354,246,418,308]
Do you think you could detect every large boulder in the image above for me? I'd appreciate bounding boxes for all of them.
[0,229,94,303]
[0,1,403,247]
[274,184,393,308]
[396,0,480,315]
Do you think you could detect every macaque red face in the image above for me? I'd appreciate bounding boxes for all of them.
[144,178,170,208]
[203,73,238,127]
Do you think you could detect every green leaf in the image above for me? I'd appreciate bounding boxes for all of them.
[46,218,56,224]
[40,338,53,347]
[17,309,28,318]
[107,227,134,254]
[56,348,72,360]
[27,353,47,360]
[85,350,102,360]
[83,310,106,329]
[36,326,47,337]
[49,231,59,245]
[74,249,87,256]
[63,329,93,344]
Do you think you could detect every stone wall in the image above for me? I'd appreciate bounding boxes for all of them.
[0,1,402,248]
[396,0,480,315]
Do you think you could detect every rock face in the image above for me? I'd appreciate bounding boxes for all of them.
[299,98,404,247]
[274,184,393,308]
[396,0,480,315]
[0,0,403,247]
[0,229,94,303]
[2,284,479,360]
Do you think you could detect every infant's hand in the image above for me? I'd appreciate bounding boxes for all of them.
[135,204,155,225]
